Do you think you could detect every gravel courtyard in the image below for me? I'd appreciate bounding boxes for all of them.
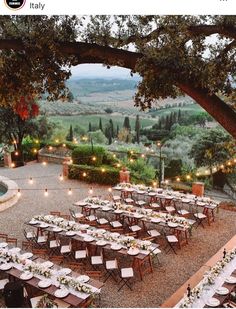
[0,162,236,307]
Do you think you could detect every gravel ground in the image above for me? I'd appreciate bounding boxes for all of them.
[0,163,236,308]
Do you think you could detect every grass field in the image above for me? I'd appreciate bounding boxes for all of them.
[49,114,157,136]
[149,103,203,117]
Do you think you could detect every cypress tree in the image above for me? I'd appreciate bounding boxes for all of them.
[135,115,141,144]
[99,117,103,132]
[109,119,114,138]
[116,124,120,137]
[66,124,73,141]
[123,116,131,131]
[88,122,92,132]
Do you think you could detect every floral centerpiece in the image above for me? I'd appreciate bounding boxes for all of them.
[0,249,22,264]
[84,197,108,206]
[36,294,58,308]
[24,262,52,278]
[58,276,93,294]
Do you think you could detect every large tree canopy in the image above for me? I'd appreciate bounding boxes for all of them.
[0,15,236,137]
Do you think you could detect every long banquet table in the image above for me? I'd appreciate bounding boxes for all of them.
[161,234,236,308]
[0,244,103,307]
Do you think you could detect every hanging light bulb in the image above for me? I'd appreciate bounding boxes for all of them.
[68,188,72,195]
[33,149,37,153]
[29,177,33,184]
[165,179,169,184]
[17,189,21,197]
[196,172,200,177]
[63,143,66,147]
[44,189,48,197]
[141,154,145,158]
[186,175,191,180]
[176,177,180,182]
[113,154,116,158]
[55,139,59,143]
[89,187,93,195]
[92,156,96,161]
[108,187,112,193]
[15,151,18,156]
[42,161,47,166]
[153,181,157,187]
[49,146,53,151]
[83,172,87,177]
[101,168,105,173]
[11,163,15,168]
[35,140,39,144]
[117,163,121,168]
[59,174,63,181]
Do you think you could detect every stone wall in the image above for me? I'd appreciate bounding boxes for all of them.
[38,150,71,165]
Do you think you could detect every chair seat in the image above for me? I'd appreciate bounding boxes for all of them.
[151,203,160,208]
[178,209,189,215]
[124,198,134,203]
[91,256,103,265]
[121,267,134,278]
[97,218,108,225]
[26,232,34,239]
[37,236,47,243]
[75,213,84,219]
[129,225,141,232]
[61,245,71,254]
[153,248,161,255]
[50,240,60,248]
[75,250,87,259]
[106,260,118,270]
[113,196,121,201]
[165,206,175,212]
[0,279,9,290]
[147,229,160,237]
[111,221,122,228]
[167,235,178,243]
[136,200,146,206]
[194,213,207,219]
[87,215,97,221]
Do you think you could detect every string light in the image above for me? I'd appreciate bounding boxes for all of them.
[42,161,47,166]
[186,175,191,180]
[92,156,96,161]
[129,159,134,163]
[89,187,93,195]
[113,154,116,158]
[17,189,21,197]
[101,168,106,173]
[29,177,33,184]
[141,154,145,158]
[176,177,180,182]
[11,163,15,168]
[44,189,48,197]
[55,139,59,143]
[15,151,18,156]
[35,140,39,144]
[83,172,87,177]
[153,181,157,187]
[130,151,134,155]
[165,179,169,184]
[49,146,53,151]
[33,149,37,153]
[59,174,63,181]
[220,164,224,169]
[68,188,72,195]
[117,163,121,168]
[196,172,200,177]
[108,187,112,192]
[205,170,208,175]
[70,159,73,164]
[227,161,231,166]
[62,144,66,147]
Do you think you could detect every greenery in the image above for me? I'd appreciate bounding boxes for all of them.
[124,158,156,185]
[68,164,119,185]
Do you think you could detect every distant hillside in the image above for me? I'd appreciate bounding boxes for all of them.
[67,78,138,97]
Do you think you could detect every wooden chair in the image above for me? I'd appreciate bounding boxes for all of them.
[65,261,84,273]
[50,211,60,216]
[49,255,64,265]
[32,248,48,259]
[21,240,33,251]
[60,214,70,220]
[0,233,8,242]
[6,237,17,247]
[85,270,103,281]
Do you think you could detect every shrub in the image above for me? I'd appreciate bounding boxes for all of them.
[124,158,156,185]
[104,108,113,114]
[72,145,106,166]
[165,159,183,178]
[68,164,119,185]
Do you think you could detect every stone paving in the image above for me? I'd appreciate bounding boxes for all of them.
[0,163,236,307]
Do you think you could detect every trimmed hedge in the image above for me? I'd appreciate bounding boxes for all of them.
[68,164,119,185]
[72,145,106,166]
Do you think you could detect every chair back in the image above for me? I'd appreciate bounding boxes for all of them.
[6,237,17,247]
[32,248,48,258]
[0,233,7,242]
[50,211,60,216]
[85,270,102,281]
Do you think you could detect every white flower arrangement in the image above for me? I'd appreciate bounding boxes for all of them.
[85,198,108,206]
[138,240,152,251]
[24,262,52,278]
[0,249,23,264]
[58,275,92,295]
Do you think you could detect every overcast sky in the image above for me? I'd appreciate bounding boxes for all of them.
[71,64,140,79]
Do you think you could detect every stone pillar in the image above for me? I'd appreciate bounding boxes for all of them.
[4,152,12,168]
[119,167,130,183]
[192,182,205,197]
[62,157,72,178]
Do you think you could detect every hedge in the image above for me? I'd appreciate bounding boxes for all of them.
[68,164,120,185]
[72,145,106,166]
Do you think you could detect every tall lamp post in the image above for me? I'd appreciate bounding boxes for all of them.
[157,141,163,188]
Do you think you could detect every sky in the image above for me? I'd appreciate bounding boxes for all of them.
[71,64,140,79]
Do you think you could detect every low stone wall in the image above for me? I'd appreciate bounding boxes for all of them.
[38,151,71,165]
[0,176,19,212]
